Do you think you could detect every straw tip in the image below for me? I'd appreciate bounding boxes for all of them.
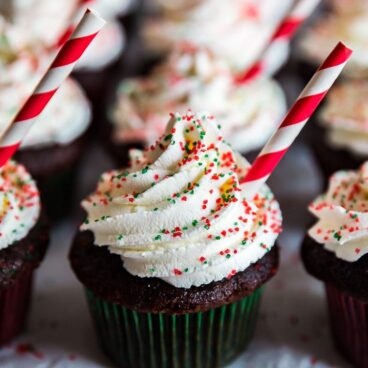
[85,8,107,26]
[336,41,353,56]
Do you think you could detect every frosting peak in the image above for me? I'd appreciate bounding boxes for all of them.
[309,162,368,261]
[82,112,282,288]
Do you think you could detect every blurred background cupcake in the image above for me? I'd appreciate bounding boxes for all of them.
[302,162,368,368]
[67,1,127,133]
[70,112,283,368]
[0,0,122,136]
[0,19,92,221]
[142,0,294,75]
[297,0,368,81]
[107,44,286,166]
[0,160,49,346]
[310,80,368,182]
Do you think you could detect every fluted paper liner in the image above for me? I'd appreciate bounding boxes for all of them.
[85,287,264,368]
[0,267,33,345]
[325,283,368,367]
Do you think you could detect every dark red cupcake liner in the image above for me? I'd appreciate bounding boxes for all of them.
[325,283,368,368]
[0,267,34,346]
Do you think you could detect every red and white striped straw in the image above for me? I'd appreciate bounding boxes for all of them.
[0,9,105,167]
[236,0,320,83]
[55,0,94,48]
[241,42,352,195]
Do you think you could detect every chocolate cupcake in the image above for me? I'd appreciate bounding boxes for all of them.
[0,17,92,220]
[297,0,368,82]
[0,160,49,345]
[70,112,283,367]
[302,161,368,367]
[309,80,368,182]
[141,0,293,75]
[107,45,286,166]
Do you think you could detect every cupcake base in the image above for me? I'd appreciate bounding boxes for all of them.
[302,236,368,367]
[0,267,33,346]
[86,287,263,368]
[325,284,368,368]
[15,136,86,221]
[70,231,279,367]
[70,231,279,313]
[0,212,49,345]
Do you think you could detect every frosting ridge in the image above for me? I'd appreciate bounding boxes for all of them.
[82,112,282,288]
[309,162,368,261]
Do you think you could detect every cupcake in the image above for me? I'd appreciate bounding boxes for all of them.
[142,0,293,74]
[0,160,49,345]
[108,46,286,166]
[302,161,368,367]
[298,0,368,81]
[70,111,282,367]
[6,0,127,134]
[0,21,92,220]
[310,80,368,182]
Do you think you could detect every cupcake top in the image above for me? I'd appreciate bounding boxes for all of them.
[0,21,91,148]
[143,0,293,72]
[1,0,78,47]
[0,160,40,250]
[299,0,368,77]
[82,112,282,288]
[309,161,368,262]
[2,1,126,72]
[319,80,368,156]
[111,46,286,153]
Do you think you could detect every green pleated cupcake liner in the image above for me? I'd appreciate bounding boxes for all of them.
[85,287,263,368]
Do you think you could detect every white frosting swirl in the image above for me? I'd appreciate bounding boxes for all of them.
[0,160,40,250]
[320,80,368,156]
[82,112,282,288]
[2,1,126,72]
[299,0,368,77]
[143,0,293,72]
[309,162,368,262]
[0,20,91,148]
[3,0,78,47]
[111,47,286,153]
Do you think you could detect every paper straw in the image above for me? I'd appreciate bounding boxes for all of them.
[236,0,320,83]
[241,42,352,195]
[55,0,94,48]
[0,9,105,167]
